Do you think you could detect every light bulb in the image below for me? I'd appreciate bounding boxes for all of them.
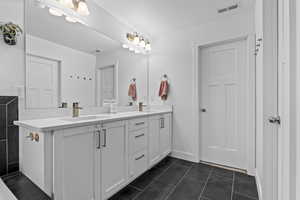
[61,0,74,9]
[139,39,146,48]
[65,16,77,23]
[122,44,129,49]
[129,47,134,51]
[77,1,90,16]
[133,35,139,45]
[145,42,151,51]
[49,7,64,16]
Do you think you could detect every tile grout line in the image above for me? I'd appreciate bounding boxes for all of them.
[132,159,178,200]
[231,172,236,200]
[198,167,214,200]
[128,184,144,192]
[234,191,259,200]
[162,164,193,200]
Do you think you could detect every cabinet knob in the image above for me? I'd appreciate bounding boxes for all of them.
[201,108,207,112]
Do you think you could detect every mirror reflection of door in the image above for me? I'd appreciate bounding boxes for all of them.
[26,54,60,109]
[97,65,116,106]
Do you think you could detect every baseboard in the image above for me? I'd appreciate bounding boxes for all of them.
[255,169,263,200]
[170,150,197,162]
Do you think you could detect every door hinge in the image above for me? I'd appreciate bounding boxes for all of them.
[268,116,281,125]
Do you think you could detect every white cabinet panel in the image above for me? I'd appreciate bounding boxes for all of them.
[53,126,98,200]
[160,114,171,157]
[148,116,161,167]
[148,114,172,167]
[101,121,127,199]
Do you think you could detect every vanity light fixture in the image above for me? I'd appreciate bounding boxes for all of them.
[123,32,151,54]
[35,0,89,25]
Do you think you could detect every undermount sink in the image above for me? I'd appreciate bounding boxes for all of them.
[60,115,108,122]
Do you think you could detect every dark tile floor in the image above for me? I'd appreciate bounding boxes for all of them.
[1,157,258,200]
[109,157,259,200]
[2,172,51,200]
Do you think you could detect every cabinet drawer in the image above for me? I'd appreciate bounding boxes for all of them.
[129,118,148,131]
[129,150,147,179]
[129,129,147,154]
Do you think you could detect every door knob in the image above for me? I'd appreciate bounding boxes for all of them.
[201,109,206,112]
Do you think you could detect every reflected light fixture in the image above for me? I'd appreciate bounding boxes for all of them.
[77,0,90,16]
[61,0,74,9]
[49,7,64,16]
[35,0,89,25]
[123,32,151,54]
[65,16,77,23]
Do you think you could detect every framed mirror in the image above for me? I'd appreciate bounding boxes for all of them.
[25,0,149,110]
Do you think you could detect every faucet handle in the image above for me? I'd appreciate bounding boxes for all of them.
[73,102,82,108]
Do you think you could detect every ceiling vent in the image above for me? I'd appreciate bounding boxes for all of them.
[218,4,239,14]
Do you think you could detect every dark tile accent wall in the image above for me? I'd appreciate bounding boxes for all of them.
[0,96,19,176]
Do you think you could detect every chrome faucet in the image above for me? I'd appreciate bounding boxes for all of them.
[72,102,82,118]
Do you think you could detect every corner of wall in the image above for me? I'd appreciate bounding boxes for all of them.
[255,168,263,200]
[170,150,198,163]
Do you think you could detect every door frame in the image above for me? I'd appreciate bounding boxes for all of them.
[192,35,256,175]
[95,61,119,106]
[296,1,300,199]
[278,0,300,199]
[25,53,62,109]
[278,0,291,199]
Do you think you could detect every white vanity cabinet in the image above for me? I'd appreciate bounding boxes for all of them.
[148,113,172,167]
[16,110,172,200]
[100,121,127,199]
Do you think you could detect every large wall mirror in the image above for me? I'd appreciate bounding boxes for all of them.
[25,0,149,110]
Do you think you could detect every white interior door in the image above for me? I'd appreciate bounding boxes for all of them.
[26,55,60,109]
[200,39,248,170]
[97,65,115,106]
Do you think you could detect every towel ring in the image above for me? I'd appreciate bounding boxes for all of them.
[161,74,168,81]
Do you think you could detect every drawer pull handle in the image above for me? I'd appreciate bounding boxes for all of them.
[97,130,101,149]
[102,129,107,147]
[135,134,145,138]
[135,122,145,126]
[135,154,145,161]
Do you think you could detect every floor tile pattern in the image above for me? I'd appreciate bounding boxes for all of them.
[2,157,258,200]
[109,157,259,200]
[2,172,51,200]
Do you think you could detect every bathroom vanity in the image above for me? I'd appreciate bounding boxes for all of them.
[15,109,172,200]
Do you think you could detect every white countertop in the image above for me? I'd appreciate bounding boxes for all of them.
[14,109,172,132]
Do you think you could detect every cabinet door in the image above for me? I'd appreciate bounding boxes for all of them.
[53,126,99,200]
[148,116,161,167]
[101,121,127,199]
[160,114,172,157]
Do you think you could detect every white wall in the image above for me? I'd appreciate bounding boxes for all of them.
[96,50,148,106]
[26,35,96,107]
[0,0,25,97]
[149,11,255,162]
